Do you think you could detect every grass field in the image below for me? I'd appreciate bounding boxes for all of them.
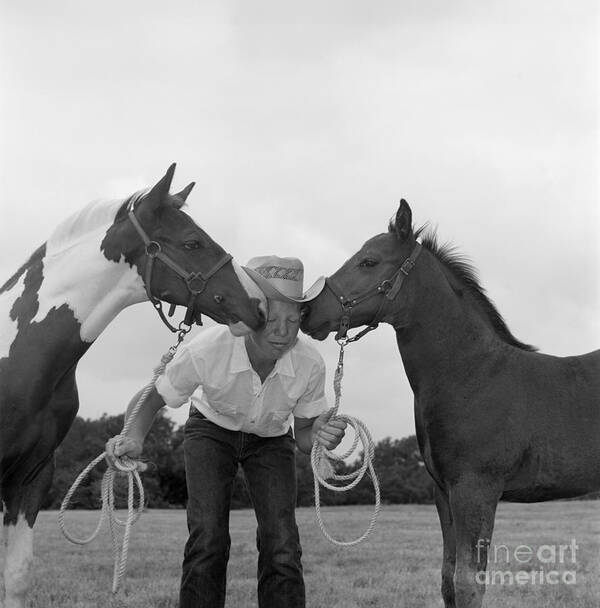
[28,501,599,607]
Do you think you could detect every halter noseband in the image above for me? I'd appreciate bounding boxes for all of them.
[127,193,232,333]
[325,241,423,344]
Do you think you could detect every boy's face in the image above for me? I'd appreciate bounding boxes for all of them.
[248,299,302,359]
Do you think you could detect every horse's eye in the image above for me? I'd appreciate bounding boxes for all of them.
[183,240,202,250]
[359,259,378,268]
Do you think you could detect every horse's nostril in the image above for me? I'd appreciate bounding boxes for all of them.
[300,304,310,322]
[255,299,267,319]
[257,305,266,325]
[214,294,224,304]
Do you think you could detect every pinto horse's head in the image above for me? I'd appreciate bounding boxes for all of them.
[301,199,419,341]
[102,164,265,331]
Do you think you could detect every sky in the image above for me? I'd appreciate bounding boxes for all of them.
[0,0,598,444]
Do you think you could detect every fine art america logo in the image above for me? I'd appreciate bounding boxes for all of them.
[476,538,578,586]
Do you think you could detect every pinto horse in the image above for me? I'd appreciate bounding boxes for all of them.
[301,200,600,608]
[0,164,264,608]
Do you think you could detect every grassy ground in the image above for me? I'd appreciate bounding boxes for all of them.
[28,501,599,607]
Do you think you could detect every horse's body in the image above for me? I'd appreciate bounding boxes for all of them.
[0,165,264,608]
[301,200,600,608]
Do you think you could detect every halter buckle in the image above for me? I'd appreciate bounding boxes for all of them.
[400,257,416,275]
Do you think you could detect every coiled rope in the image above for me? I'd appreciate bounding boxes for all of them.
[59,330,188,594]
[310,342,381,546]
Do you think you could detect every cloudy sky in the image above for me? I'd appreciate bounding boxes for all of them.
[1,0,597,443]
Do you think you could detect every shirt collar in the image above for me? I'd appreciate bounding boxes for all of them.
[230,336,252,374]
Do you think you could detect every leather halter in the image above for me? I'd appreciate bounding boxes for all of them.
[127,193,232,333]
[325,241,423,343]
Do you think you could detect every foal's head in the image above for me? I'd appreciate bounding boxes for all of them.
[301,200,417,340]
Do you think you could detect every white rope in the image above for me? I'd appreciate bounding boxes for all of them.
[59,348,177,594]
[310,343,381,546]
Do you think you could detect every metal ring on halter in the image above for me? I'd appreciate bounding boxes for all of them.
[145,241,161,257]
[178,321,192,333]
[185,273,207,295]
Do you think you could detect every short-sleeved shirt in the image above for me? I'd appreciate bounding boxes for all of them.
[155,325,328,436]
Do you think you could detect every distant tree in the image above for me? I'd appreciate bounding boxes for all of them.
[46,415,118,509]
[373,436,435,504]
[160,425,187,507]
[50,417,445,510]
[294,436,435,507]
[49,411,187,509]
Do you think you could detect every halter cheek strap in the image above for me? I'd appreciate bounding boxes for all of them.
[127,195,232,332]
[326,241,423,343]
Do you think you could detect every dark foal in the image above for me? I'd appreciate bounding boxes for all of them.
[301,199,600,608]
[0,164,264,608]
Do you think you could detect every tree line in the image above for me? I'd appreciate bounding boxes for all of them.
[47,411,599,510]
[46,411,435,510]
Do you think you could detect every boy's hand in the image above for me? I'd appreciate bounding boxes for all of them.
[105,436,143,469]
[311,408,347,450]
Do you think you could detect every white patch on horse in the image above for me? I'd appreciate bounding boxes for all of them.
[30,198,147,342]
[228,260,267,336]
[47,198,124,252]
[3,514,33,608]
[0,274,26,359]
[232,260,266,313]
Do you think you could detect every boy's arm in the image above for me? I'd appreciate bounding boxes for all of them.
[107,387,166,461]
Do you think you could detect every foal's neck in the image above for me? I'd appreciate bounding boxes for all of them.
[394,255,499,390]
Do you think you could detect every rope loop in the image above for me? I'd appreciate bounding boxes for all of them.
[310,343,381,546]
[57,446,146,593]
[59,341,179,594]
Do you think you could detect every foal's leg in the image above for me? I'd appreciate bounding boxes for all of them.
[435,485,456,608]
[449,478,500,608]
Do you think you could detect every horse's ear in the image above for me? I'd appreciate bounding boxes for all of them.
[394,199,413,241]
[174,182,195,208]
[141,163,177,214]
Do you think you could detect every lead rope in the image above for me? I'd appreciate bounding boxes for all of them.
[310,342,381,546]
[58,327,190,594]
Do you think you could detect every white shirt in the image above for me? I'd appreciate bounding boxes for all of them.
[155,326,328,436]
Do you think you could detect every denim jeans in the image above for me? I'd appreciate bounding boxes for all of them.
[179,408,305,608]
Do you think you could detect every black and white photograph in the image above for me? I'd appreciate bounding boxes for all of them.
[1,1,598,607]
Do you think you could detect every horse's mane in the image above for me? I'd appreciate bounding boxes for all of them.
[389,220,536,351]
[1,189,190,293]
[47,197,128,255]
[0,198,129,292]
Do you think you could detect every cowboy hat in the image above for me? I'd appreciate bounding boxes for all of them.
[243,255,325,303]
